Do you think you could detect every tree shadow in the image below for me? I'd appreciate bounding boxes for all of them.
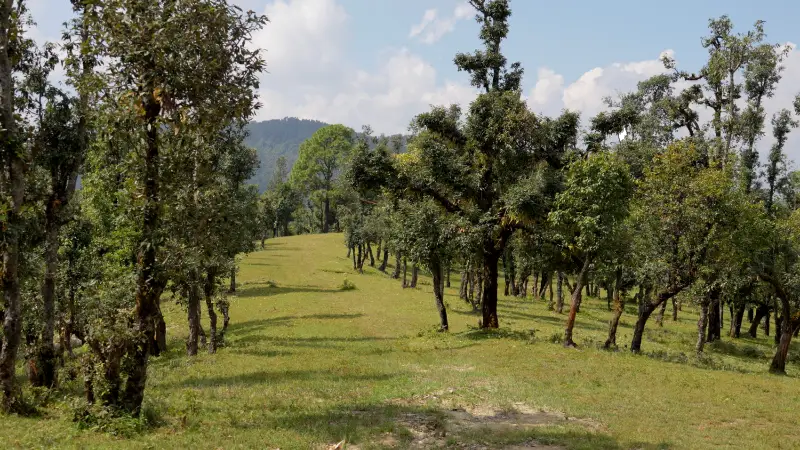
[236,285,340,298]
[163,369,397,389]
[228,313,366,333]
[230,334,397,349]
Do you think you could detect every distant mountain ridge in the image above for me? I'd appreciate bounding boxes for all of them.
[246,117,408,192]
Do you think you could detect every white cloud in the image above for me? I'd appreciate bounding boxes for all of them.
[253,0,348,82]
[256,47,478,133]
[250,0,800,161]
[409,2,473,44]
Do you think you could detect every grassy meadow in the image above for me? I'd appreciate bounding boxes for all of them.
[2,233,799,449]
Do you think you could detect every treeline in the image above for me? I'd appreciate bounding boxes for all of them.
[0,0,266,417]
[338,1,800,374]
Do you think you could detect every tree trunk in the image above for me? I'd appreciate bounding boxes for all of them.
[603,269,624,349]
[764,304,771,336]
[204,269,219,353]
[706,292,721,343]
[730,304,745,338]
[322,194,330,233]
[556,272,564,314]
[121,90,163,416]
[749,305,768,338]
[367,242,375,267]
[630,291,657,353]
[378,248,389,272]
[475,270,484,311]
[32,205,61,388]
[219,299,230,344]
[773,298,781,344]
[410,264,418,288]
[503,254,510,297]
[747,308,754,323]
[186,277,201,357]
[538,272,549,299]
[696,302,709,353]
[0,0,24,410]
[155,308,167,356]
[446,264,451,288]
[347,246,351,258]
[352,247,357,270]
[480,252,500,328]
[656,300,667,327]
[459,268,468,300]
[357,245,363,273]
[402,258,408,287]
[229,266,236,294]
[392,252,401,279]
[431,259,449,332]
[532,272,539,299]
[564,258,591,347]
[770,295,797,374]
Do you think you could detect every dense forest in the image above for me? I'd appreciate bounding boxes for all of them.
[2,0,800,447]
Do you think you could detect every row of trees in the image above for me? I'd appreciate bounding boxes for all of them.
[0,0,265,415]
[339,0,800,374]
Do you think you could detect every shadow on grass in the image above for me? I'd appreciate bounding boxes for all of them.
[230,334,397,348]
[236,285,340,298]
[167,369,397,389]
[228,313,366,333]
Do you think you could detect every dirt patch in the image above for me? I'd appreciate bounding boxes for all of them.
[376,396,605,449]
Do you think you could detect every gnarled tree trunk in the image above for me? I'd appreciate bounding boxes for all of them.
[480,251,500,328]
[431,259,449,332]
[564,258,591,347]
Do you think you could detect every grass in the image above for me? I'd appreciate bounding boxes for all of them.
[2,233,799,449]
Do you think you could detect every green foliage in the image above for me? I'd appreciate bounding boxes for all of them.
[549,152,634,258]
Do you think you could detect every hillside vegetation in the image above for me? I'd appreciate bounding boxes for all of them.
[3,233,798,449]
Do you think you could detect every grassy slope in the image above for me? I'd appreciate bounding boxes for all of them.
[2,233,799,449]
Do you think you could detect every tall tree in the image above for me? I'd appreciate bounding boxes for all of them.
[351,0,577,328]
[291,124,355,233]
[82,0,266,415]
[0,0,33,411]
[549,152,634,347]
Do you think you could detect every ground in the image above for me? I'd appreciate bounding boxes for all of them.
[2,233,799,449]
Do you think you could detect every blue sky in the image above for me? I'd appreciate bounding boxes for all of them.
[29,0,800,160]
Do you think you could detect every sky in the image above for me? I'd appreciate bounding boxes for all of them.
[28,0,800,161]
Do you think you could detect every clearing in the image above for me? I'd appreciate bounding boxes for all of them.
[2,233,799,449]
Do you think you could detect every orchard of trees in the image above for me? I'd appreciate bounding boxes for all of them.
[3,0,800,433]
[338,1,800,376]
[0,0,265,415]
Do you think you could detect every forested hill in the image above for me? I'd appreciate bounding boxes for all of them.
[245,117,408,192]
[245,118,328,192]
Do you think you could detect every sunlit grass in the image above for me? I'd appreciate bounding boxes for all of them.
[1,233,798,449]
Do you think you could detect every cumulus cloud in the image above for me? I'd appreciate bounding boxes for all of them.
[409,3,473,44]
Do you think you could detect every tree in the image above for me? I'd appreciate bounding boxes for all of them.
[549,152,634,347]
[393,199,460,331]
[627,140,747,352]
[0,0,35,411]
[291,124,355,233]
[350,0,577,328]
[80,0,266,415]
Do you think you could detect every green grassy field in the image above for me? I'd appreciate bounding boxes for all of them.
[3,233,799,449]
